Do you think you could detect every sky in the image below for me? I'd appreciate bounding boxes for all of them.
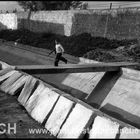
[0,1,23,12]
[0,1,140,12]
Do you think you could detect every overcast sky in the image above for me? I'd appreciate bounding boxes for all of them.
[0,1,23,12]
[0,1,140,12]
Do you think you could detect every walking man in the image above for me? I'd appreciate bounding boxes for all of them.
[48,39,67,66]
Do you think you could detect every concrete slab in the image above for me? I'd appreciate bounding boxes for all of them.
[30,86,60,123]
[25,82,45,113]
[7,75,29,95]
[45,96,74,136]
[0,60,15,69]
[120,127,140,139]
[62,72,104,96]
[89,116,119,138]
[18,76,37,106]
[4,75,25,93]
[100,69,140,127]
[57,103,93,138]
[0,70,16,82]
[0,67,13,76]
[0,71,22,92]
[16,62,138,74]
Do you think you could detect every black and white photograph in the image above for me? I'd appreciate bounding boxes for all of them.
[0,1,140,139]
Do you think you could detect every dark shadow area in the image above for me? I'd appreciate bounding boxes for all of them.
[17,19,65,36]
[86,69,122,108]
[13,84,26,98]
[100,103,140,129]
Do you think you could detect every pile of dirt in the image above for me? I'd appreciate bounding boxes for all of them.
[0,29,139,65]
[83,43,140,70]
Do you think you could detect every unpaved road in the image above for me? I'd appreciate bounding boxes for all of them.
[0,46,55,138]
[0,92,55,138]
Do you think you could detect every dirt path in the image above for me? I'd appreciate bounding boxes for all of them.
[0,47,41,66]
[0,46,55,138]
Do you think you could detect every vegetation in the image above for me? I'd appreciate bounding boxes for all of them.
[17,1,83,11]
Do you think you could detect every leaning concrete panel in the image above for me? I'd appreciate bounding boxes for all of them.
[30,87,59,123]
[57,103,93,138]
[18,76,37,106]
[120,127,140,139]
[100,68,140,127]
[0,70,16,82]
[0,71,22,92]
[62,72,104,96]
[7,75,29,95]
[89,116,119,138]
[45,96,74,136]
[25,82,45,113]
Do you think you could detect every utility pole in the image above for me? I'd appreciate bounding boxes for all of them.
[104,3,112,38]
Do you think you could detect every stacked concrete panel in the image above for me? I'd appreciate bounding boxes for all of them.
[0,71,22,92]
[0,70,16,83]
[6,75,29,95]
[0,61,139,139]
[57,103,93,138]
[89,116,119,138]
[28,85,60,123]
[18,76,37,106]
[45,96,74,136]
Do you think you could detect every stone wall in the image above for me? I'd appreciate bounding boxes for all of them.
[16,11,74,36]
[1,8,140,39]
[71,8,140,40]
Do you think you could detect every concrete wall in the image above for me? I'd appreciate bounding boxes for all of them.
[16,11,74,36]
[0,13,17,30]
[1,8,140,39]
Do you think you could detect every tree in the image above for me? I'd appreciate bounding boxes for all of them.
[18,1,40,11]
[80,2,88,10]
[17,1,82,11]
